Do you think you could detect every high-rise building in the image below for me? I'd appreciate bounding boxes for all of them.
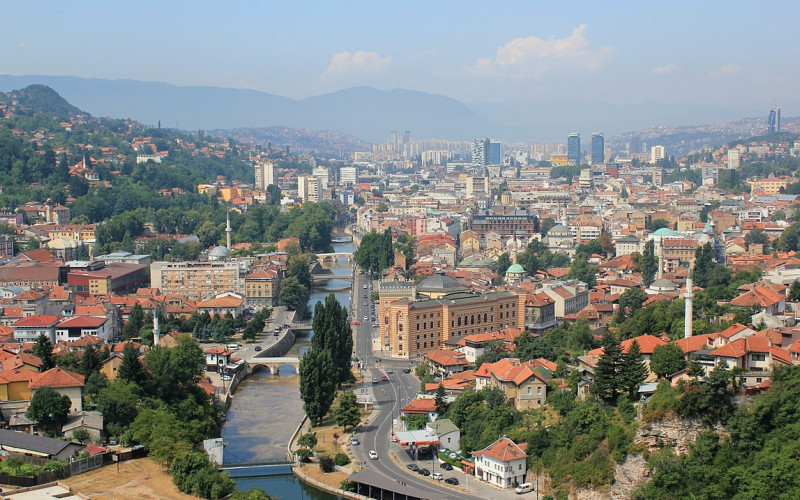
[652,168,664,187]
[297,175,322,203]
[471,140,486,167]
[768,106,781,133]
[591,133,605,165]
[650,145,666,163]
[312,166,330,187]
[340,166,358,185]
[150,261,243,301]
[567,133,581,165]
[487,140,502,165]
[254,161,275,190]
[466,177,489,197]
[727,149,740,169]
[629,135,642,155]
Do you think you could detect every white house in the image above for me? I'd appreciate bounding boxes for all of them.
[55,316,110,343]
[472,437,528,489]
[426,418,460,452]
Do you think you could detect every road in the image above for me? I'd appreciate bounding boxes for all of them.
[235,306,295,361]
[349,271,484,500]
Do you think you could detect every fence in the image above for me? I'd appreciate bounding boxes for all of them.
[0,452,109,487]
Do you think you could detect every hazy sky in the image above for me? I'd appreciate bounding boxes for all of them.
[2,1,798,107]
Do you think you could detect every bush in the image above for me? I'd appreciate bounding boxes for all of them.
[333,452,350,466]
[319,455,335,473]
[641,380,680,423]
[295,448,313,462]
[340,479,356,492]
[170,451,235,499]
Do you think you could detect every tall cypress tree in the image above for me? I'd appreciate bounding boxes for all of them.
[299,347,337,426]
[592,332,625,403]
[640,240,658,287]
[622,339,647,398]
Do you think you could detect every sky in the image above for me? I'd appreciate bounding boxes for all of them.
[2,1,799,109]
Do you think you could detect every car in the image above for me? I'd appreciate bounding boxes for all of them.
[445,477,459,485]
[432,472,443,480]
[418,468,430,476]
[403,367,411,373]
[515,483,534,494]
[350,437,359,446]
[351,321,360,325]
[254,346,262,352]
[406,463,419,471]
[440,462,453,470]
[381,375,388,381]
[221,374,232,381]
[387,368,393,374]
[372,323,379,328]
[363,301,368,306]
[372,377,379,383]
[390,434,397,442]
[363,284,368,289]
[364,316,368,321]
[369,450,378,460]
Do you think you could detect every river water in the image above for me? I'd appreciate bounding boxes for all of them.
[223,238,355,498]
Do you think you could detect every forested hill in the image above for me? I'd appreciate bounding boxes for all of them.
[0,84,84,117]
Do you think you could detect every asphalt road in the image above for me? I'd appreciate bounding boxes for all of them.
[349,271,482,500]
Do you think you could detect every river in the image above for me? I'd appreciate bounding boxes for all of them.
[222,237,355,499]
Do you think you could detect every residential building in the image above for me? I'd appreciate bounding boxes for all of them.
[29,367,85,412]
[196,292,245,318]
[541,281,589,319]
[254,161,276,190]
[12,314,61,343]
[651,145,666,163]
[426,419,460,452]
[340,166,358,186]
[55,316,110,343]
[150,261,243,301]
[475,358,548,410]
[0,429,84,460]
[297,174,322,203]
[521,292,557,333]
[473,437,528,489]
[470,207,539,240]
[244,269,280,309]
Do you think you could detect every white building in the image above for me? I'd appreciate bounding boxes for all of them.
[651,145,666,163]
[312,166,330,187]
[473,437,528,489]
[340,166,358,186]
[254,161,276,190]
[298,175,323,203]
[728,149,740,169]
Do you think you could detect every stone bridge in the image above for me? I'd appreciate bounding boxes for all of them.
[315,252,353,264]
[246,356,301,375]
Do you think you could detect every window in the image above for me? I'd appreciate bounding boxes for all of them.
[527,387,532,395]
[751,354,766,361]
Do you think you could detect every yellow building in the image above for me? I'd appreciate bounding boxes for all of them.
[0,370,35,401]
[380,275,522,358]
[150,261,242,301]
[218,187,240,201]
[550,154,569,166]
[750,177,789,194]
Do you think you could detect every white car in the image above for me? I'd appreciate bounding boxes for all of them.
[515,482,534,494]
[369,450,378,460]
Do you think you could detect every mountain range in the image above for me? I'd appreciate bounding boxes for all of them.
[0,74,783,144]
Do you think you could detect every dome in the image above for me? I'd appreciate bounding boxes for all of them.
[507,264,525,274]
[208,246,231,260]
[548,225,570,235]
[652,228,679,236]
[650,278,677,290]
[417,274,469,293]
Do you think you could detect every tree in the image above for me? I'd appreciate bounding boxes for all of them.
[33,334,55,371]
[123,303,145,340]
[650,343,687,378]
[297,432,317,450]
[622,340,647,398]
[266,184,281,205]
[567,254,598,288]
[333,390,360,431]
[434,384,448,414]
[288,254,312,291]
[777,222,800,252]
[299,348,337,426]
[278,276,308,313]
[789,280,800,302]
[311,294,354,385]
[145,336,205,404]
[496,253,511,282]
[640,240,658,287]
[745,228,770,253]
[84,371,108,402]
[693,243,715,288]
[79,344,102,376]
[117,343,148,388]
[27,386,71,432]
[97,379,139,437]
[646,219,671,232]
[71,427,91,444]
[592,332,625,403]
[617,287,649,322]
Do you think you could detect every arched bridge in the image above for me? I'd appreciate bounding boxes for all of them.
[315,252,353,264]
[246,356,300,375]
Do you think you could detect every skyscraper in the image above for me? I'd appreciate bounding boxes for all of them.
[567,133,581,165]
[650,145,666,163]
[628,135,642,155]
[591,133,605,165]
[254,161,275,190]
[471,139,486,167]
[487,140,502,165]
[768,105,781,133]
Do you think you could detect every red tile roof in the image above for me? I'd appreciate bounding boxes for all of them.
[29,367,85,389]
[730,287,785,308]
[473,437,527,463]
[424,349,469,367]
[401,398,438,414]
[13,315,61,327]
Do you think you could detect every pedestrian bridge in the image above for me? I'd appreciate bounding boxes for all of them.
[316,252,354,264]
[246,356,301,374]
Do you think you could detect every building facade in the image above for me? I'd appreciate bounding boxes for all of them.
[150,261,243,300]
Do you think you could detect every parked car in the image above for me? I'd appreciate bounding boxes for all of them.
[254,346,262,352]
[445,477,459,485]
[406,463,419,472]
[369,450,378,460]
[515,483,534,494]
[432,472,443,480]
[440,462,453,470]
[418,468,430,476]
[363,284,368,289]
[351,320,360,325]
[350,437,359,446]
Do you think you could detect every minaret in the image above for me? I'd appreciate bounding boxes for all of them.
[225,207,232,249]
[684,263,694,339]
[153,308,161,347]
[657,241,664,280]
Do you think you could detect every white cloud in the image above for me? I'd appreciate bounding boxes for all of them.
[321,51,391,79]
[469,25,613,78]
[707,64,739,77]
[651,63,680,75]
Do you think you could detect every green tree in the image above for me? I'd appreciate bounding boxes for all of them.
[311,294,354,385]
[288,254,312,291]
[622,340,647,398]
[123,303,145,340]
[266,184,281,205]
[71,427,91,444]
[299,348,337,426]
[646,219,671,232]
[297,432,318,450]
[650,343,687,378]
[130,406,192,465]
[145,335,205,404]
[33,334,55,371]
[278,276,308,313]
[745,228,770,253]
[789,279,800,301]
[496,253,511,282]
[333,390,361,431]
[592,332,625,403]
[117,343,148,388]
[79,344,103,376]
[777,222,800,252]
[617,287,649,322]
[693,243,715,288]
[640,240,658,287]
[97,379,140,437]
[567,254,598,288]
[434,384,448,414]
[27,386,71,432]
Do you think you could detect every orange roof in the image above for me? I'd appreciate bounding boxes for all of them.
[588,334,667,356]
[29,367,85,389]
[674,334,715,354]
[13,315,61,327]
[730,287,785,308]
[424,349,469,367]
[196,296,244,308]
[401,398,438,414]
[0,369,35,383]
[473,437,527,463]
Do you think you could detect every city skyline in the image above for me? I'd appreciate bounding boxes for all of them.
[2,0,799,115]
